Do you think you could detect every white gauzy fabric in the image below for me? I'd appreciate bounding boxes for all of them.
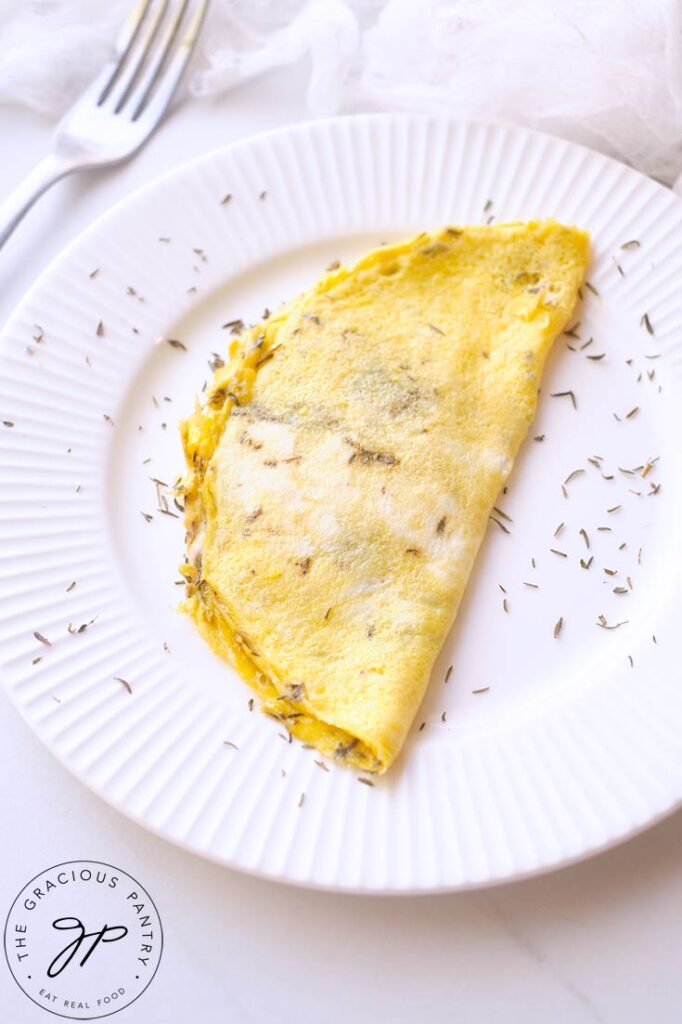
[1,0,682,185]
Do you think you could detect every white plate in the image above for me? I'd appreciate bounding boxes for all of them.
[1,115,681,893]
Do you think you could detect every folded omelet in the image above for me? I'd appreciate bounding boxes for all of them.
[180,221,589,773]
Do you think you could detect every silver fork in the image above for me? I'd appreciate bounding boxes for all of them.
[0,0,208,251]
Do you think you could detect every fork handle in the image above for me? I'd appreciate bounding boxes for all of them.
[0,153,75,251]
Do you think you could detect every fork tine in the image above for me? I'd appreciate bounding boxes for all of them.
[97,0,155,105]
[105,0,170,113]
[126,0,190,120]
[133,0,208,124]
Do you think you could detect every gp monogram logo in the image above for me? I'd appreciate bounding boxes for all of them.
[3,861,163,1020]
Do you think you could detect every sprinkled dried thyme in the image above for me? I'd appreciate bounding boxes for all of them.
[472,687,490,695]
[222,318,244,333]
[259,190,267,201]
[3,420,14,428]
[346,438,398,467]
[579,528,590,549]
[167,338,187,351]
[314,760,330,773]
[428,322,445,335]
[32,657,41,665]
[67,616,97,636]
[613,259,625,277]
[625,406,639,419]
[621,240,641,250]
[534,434,545,442]
[553,522,564,537]
[248,698,254,711]
[587,353,605,361]
[580,337,593,350]
[523,581,539,589]
[140,511,153,523]
[34,631,51,646]
[66,581,77,592]
[653,634,657,644]
[89,267,100,278]
[550,548,567,558]
[627,654,634,668]
[640,313,654,335]
[553,617,563,638]
[596,615,628,630]
[483,199,493,213]
[441,710,447,722]
[579,556,593,570]
[114,676,133,694]
[298,792,305,807]
[584,281,599,296]
[418,722,426,731]
[296,556,312,575]
[564,469,585,485]
[607,505,621,514]
[564,323,581,339]
[492,506,512,523]
[502,598,509,613]
[358,777,375,787]
[613,586,628,595]
[489,516,510,535]
[103,414,113,426]
[551,390,577,409]
[223,740,239,750]
[445,665,453,682]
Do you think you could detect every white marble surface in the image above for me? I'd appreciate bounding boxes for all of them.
[2,69,682,1024]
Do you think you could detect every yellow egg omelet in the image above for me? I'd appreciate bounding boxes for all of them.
[179,221,589,773]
